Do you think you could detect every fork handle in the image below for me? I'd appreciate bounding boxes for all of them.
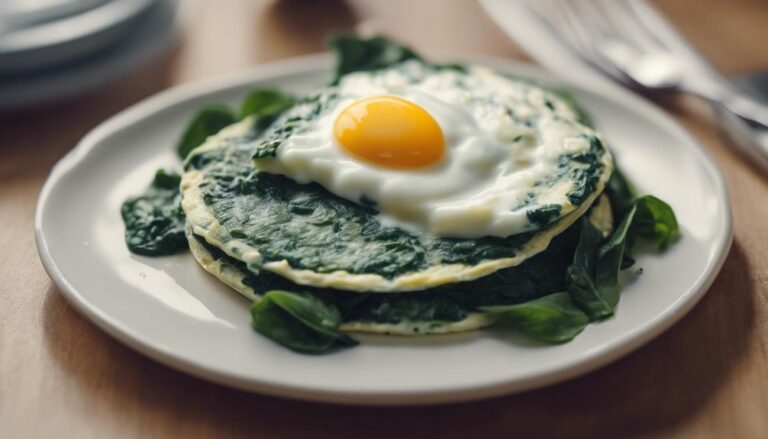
[682,76,768,128]
[718,93,768,129]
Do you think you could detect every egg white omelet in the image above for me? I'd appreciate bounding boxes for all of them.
[253,61,609,238]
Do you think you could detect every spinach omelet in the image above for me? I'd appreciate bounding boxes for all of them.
[121,35,680,353]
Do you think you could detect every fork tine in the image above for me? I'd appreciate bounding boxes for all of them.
[527,0,638,83]
[528,0,598,60]
[596,0,671,52]
[556,0,632,77]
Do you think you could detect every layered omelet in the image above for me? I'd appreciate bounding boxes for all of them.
[121,36,679,353]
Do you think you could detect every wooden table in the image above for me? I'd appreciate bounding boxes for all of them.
[2,0,767,437]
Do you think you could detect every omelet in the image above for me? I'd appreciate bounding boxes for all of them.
[180,62,612,293]
[185,194,613,335]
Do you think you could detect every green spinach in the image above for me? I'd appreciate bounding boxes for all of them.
[176,105,237,159]
[566,206,635,320]
[481,292,589,343]
[121,170,186,256]
[176,90,296,160]
[329,34,423,84]
[604,166,636,220]
[240,89,296,124]
[194,226,579,327]
[250,290,357,353]
[632,195,679,250]
[125,89,297,257]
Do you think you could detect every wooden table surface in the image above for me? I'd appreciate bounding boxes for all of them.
[2,0,767,437]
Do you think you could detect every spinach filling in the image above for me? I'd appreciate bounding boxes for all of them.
[194,218,579,325]
[190,137,551,279]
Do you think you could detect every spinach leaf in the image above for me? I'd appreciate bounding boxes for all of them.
[565,217,605,318]
[240,89,296,126]
[329,34,423,84]
[328,34,468,84]
[594,204,636,310]
[176,105,237,159]
[567,206,636,320]
[121,169,187,256]
[480,292,589,343]
[604,166,637,220]
[250,290,358,353]
[632,195,679,250]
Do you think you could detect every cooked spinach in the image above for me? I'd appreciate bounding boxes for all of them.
[604,165,636,219]
[526,204,562,228]
[195,141,578,278]
[240,89,296,124]
[250,290,357,353]
[632,195,679,250]
[195,229,588,347]
[329,34,423,84]
[329,34,467,84]
[176,105,237,159]
[176,90,296,160]
[481,292,589,343]
[195,225,579,326]
[121,170,186,256]
[603,166,678,263]
[567,206,635,320]
[124,89,296,257]
[251,92,337,159]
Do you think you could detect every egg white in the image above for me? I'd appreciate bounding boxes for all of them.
[253,61,602,239]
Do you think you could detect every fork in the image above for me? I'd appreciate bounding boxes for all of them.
[529,0,768,167]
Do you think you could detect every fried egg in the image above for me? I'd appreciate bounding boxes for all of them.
[253,61,604,239]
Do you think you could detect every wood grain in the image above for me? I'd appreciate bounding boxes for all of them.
[2,0,767,437]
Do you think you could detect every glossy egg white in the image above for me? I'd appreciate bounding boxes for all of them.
[253,61,603,238]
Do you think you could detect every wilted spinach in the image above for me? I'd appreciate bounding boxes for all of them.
[176,89,296,160]
[250,290,357,353]
[329,34,423,84]
[240,89,296,126]
[566,206,636,320]
[176,105,237,159]
[124,89,296,257]
[121,169,186,256]
[481,292,589,343]
[632,195,679,250]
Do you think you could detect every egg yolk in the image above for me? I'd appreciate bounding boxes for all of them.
[333,96,445,169]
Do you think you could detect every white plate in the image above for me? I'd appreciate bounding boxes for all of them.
[35,54,732,405]
[0,0,175,110]
[0,0,155,75]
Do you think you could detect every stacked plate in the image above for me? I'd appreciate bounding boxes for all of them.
[0,0,176,109]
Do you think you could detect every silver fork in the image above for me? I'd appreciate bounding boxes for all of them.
[529,0,768,158]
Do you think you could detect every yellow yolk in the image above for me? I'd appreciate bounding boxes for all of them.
[333,96,445,169]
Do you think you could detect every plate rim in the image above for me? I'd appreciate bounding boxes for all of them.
[0,0,177,109]
[0,0,154,54]
[34,53,733,405]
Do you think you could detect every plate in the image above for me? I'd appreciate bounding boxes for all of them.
[0,0,155,75]
[35,54,732,405]
[0,0,175,110]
